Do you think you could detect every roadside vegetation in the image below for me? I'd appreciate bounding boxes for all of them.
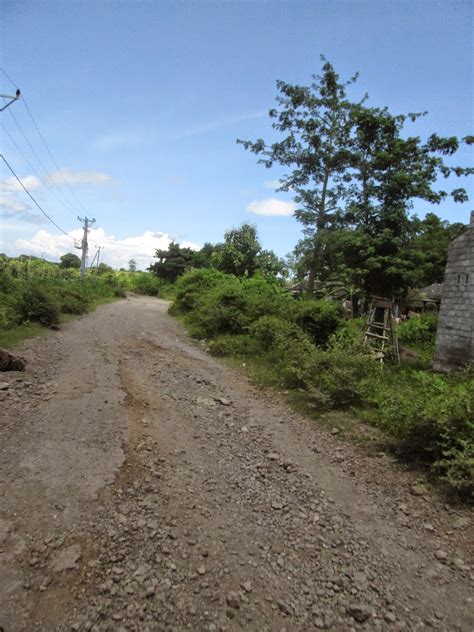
[0,254,168,347]
[170,269,473,501]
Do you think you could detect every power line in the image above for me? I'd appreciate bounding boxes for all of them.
[21,96,88,214]
[0,153,75,241]
[2,102,83,217]
[0,67,18,91]
[6,105,54,184]
[1,67,88,214]
[1,117,83,217]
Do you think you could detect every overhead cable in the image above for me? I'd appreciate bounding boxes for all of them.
[0,153,75,241]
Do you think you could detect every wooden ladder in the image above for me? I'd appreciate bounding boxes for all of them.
[363,297,400,364]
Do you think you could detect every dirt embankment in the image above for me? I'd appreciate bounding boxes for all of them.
[0,296,472,631]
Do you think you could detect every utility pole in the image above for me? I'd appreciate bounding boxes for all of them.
[0,89,20,112]
[78,216,95,280]
[89,246,103,273]
[96,245,102,272]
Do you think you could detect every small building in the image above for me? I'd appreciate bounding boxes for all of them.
[433,211,474,372]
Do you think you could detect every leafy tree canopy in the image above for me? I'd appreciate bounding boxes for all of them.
[239,56,472,298]
[149,242,196,282]
[213,223,286,278]
[59,252,81,269]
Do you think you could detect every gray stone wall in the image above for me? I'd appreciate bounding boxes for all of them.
[433,212,473,372]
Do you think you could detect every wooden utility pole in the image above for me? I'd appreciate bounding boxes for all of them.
[78,216,95,280]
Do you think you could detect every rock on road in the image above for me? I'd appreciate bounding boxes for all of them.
[0,296,472,631]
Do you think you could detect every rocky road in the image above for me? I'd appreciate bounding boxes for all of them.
[0,296,472,631]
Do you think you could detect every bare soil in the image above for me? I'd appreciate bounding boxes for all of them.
[0,296,472,631]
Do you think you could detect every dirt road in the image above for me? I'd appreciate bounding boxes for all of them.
[0,296,472,631]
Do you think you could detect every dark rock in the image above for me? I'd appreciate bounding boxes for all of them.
[0,349,26,372]
[347,604,372,622]
[277,599,293,616]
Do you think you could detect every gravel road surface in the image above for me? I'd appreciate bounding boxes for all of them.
[0,296,472,631]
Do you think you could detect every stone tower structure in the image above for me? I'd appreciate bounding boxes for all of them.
[433,211,474,372]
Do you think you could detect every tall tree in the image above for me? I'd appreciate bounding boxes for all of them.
[213,223,285,278]
[149,242,196,282]
[338,105,473,297]
[240,58,473,298]
[59,253,81,269]
[238,57,359,293]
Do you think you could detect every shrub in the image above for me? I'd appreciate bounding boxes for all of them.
[59,288,89,314]
[283,299,344,347]
[249,316,318,389]
[185,278,247,338]
[171,269,229,314]
[208,334,257,357]
[308,341,378,407]
[397,314,438,346]
[11,281,60,326]
[363,367,474,499]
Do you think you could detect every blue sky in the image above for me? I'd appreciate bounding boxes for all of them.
[1,0,472,269]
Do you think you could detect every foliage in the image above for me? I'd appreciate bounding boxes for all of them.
[149,242,197,282]
[0,255,140,333]
[176,271,291,339]
[282,298,344,346]
[363,368,474,500]
[402,213,465,286]
[397,314,438,347]
[128,258,137,272]
[171,267,473,499]
[238,57,357,293]
[116,270,164,296]
[212,223,286,278]
[171,268,230,314]
[240,58,472,298]
[59,252,81,269]
[11,281,61,326]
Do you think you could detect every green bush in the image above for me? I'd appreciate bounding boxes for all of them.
[308,340,378,407]
[398,314,438,346]
[208,334,257,357]
[283,299,344,347]
[185,277,247,338]
[363,367,474,500]
[58,290,89,314]
[171,269,229,314]
[176,271,291,339]
[12,281,60,326]
[249,316,318,389]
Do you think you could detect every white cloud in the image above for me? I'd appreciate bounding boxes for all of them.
[14,228,200,271]
[263,179,281,190]
[246,198,296,217]
[172,110,266,140]
[48,168,114,186]
[0,196,47,225]
[1,175,42,193]
[92,131,150,151]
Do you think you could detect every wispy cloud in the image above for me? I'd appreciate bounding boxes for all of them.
[92,110,266,151]
[92,131,151,151]
[247,198,296,217]
[1,175,42,193]
[0,196,47,225]
[48,168,114,186]
[170,110,267,140]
